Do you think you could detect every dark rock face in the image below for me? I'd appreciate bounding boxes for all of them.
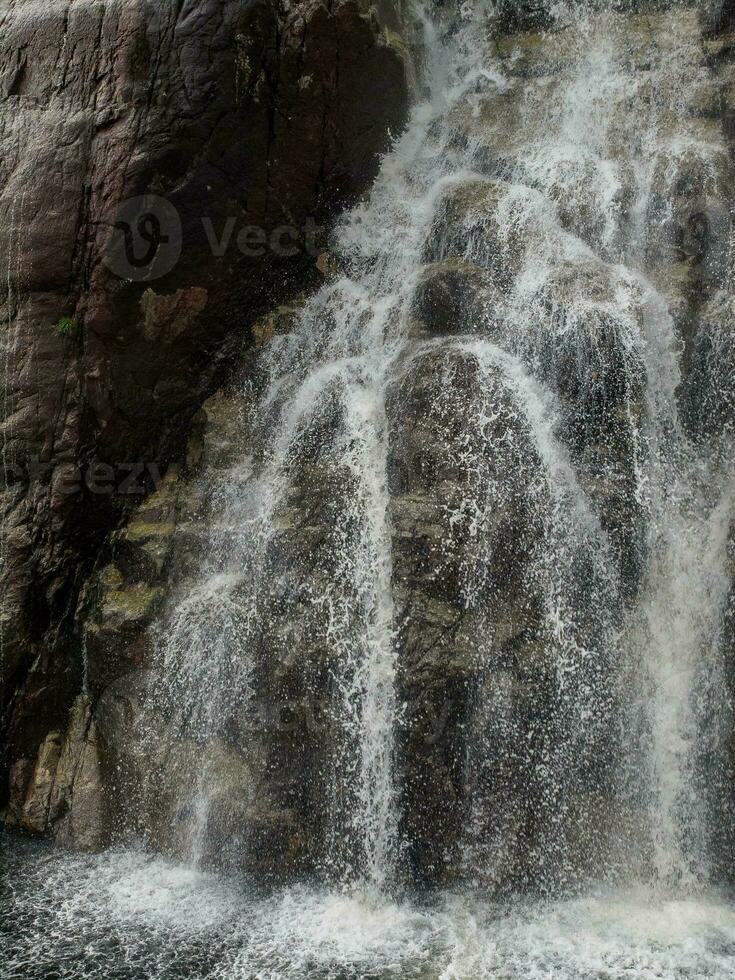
[410,260,500,337]
[0,0,412,817]
[491,1,555,34]
[701,0,735,35]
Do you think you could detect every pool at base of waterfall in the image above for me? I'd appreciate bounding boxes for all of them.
[2,832,735,980]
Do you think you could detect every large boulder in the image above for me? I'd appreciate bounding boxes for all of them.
[386,343,546,884]
[423,178,518,288]
[519,258,648,590]
[645,144,733,305]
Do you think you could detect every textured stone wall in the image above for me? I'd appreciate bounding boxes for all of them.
[0,0,413,817]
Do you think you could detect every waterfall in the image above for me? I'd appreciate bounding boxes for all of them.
[117,0,735,899]
[7,3,735,979]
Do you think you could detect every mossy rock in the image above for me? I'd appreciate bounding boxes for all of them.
[98,583,164,627]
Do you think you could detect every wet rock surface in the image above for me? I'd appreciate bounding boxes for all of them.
[387,346,546,884]
[3,0,735,902]
[0,0,413,815]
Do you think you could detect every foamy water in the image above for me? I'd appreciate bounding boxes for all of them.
[2,838,735,980]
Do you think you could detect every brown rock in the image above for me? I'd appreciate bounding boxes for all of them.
[1,0,414,809]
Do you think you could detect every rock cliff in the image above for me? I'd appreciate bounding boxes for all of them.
[0,0,414,821]
[5,0,735,898]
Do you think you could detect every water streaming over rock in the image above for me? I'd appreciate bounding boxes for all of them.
[4,2,735,977]
[119,0,735,894]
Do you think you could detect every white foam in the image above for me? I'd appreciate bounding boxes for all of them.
[4,845,735,980]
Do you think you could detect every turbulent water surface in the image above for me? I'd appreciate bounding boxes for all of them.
[2,831,735,979]
[4,0,735,976]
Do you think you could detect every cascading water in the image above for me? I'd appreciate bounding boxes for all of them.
[135,5,729,889]
[4,2,735,978]
[139,0,735,892]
